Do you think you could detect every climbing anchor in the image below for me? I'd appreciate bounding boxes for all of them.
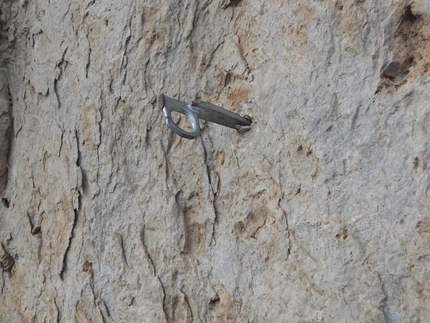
[158,94,252,139]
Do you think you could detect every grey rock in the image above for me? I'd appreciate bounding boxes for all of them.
[0,0,429,322]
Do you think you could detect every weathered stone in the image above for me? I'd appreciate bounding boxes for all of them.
[0,1,12,195]
[0,243,14,273]
[0,0,429,322]
[0,75,11,194]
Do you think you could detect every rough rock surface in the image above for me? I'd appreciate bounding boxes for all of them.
[1,0,430,322]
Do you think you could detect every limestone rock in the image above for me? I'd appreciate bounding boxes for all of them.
[0,74,11,194]
[0,1,12,195]
[0,0,429,322]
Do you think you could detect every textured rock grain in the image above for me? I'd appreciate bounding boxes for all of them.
[0,1,12,195]
[1,0,430,322]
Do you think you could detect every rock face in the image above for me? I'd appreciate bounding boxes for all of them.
[0,1,12,195]
[1,0,430,322]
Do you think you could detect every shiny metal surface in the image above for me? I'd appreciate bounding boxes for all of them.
[158,94,252,139]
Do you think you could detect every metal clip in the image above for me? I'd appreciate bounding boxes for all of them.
[158,94,252,139]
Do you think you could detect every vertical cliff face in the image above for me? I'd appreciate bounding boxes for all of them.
[0,0,429,322]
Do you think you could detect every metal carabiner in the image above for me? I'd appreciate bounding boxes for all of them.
[158,94,252,139]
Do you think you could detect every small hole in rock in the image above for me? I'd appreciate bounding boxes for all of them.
[83,260,93,272]
[31,226,41,235]
[209,295,220,305]
[413,157,420,170]
[381,61,410,82]
[2,198,9,208]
